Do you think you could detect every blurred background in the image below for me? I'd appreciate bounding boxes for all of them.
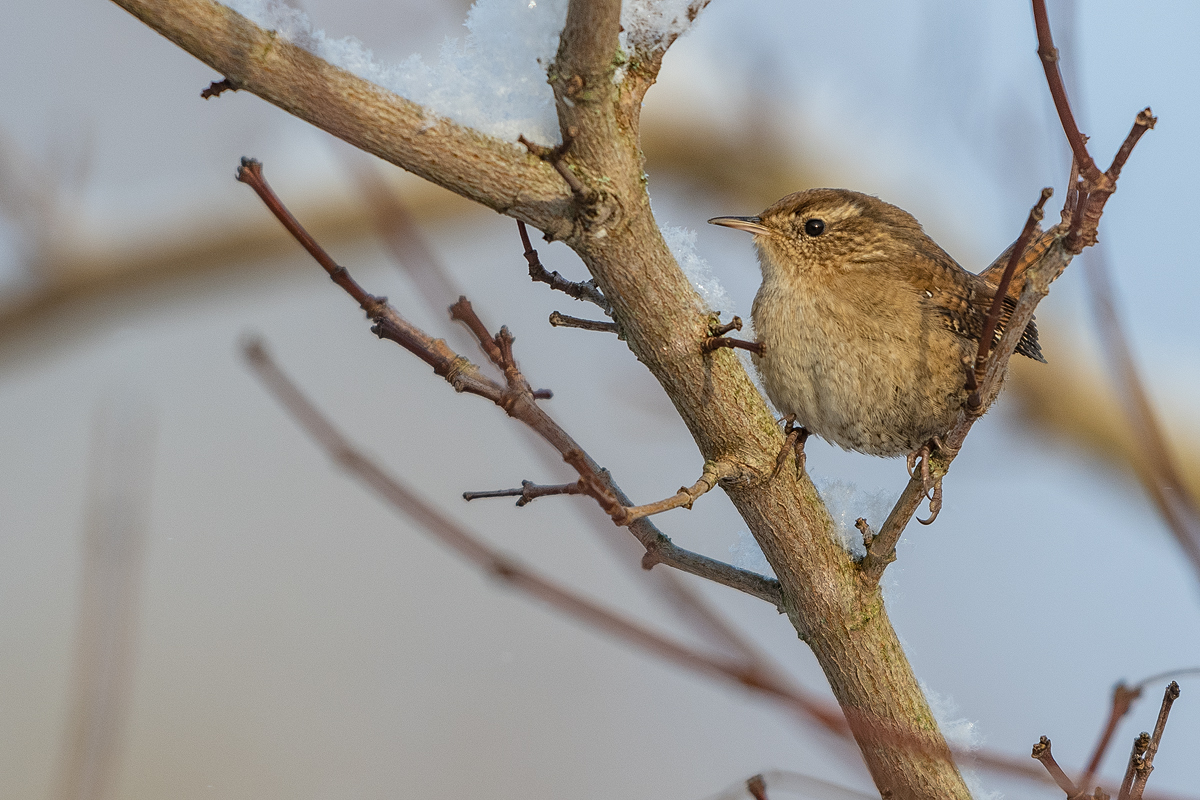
[1,1,1198,798]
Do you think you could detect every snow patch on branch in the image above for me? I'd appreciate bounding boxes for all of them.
[660,224,732,313]
[222,0,566,143]
[730,529,775,578]
[620,0,702,53]
[815,479,892,559]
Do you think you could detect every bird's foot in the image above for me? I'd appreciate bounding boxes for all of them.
[770,415,810,481]
[908,437,945,525]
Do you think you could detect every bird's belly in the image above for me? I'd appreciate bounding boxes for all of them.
[752,289,969,457]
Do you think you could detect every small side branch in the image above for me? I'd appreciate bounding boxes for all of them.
[703,316,765,356]
[549,311,620,335]
[1031,0,1099,182]
[518,220,611,313]
[1031,736,1082,798]
[1127,682,1181,800]
[1116,732,1151,800]
[615,460,742,525]
[1031,0,1155,253]
[235,159,504,402]
[967,188,1054,411]
[463,480,585,507]
[519,129,595,204]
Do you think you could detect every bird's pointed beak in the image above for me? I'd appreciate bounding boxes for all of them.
[707,215,770,235]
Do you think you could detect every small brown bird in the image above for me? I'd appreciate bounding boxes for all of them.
[709,188,1043,458]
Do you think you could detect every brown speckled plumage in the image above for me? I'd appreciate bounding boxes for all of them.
[710,188,1043,457]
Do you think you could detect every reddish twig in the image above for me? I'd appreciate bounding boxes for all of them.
[1031,0,1099,183]
[235,158,503,400]
[242,339,841,717]
[1030,0,1155,253]
[701,315,763,354]
[1080,682,1144,793]
[244,341,1105,793]
[967,187,1054,410]
[1129,682,1182,800]
[1032,736,1082,797]
[518,221,610,312]
[865,2,1155,577]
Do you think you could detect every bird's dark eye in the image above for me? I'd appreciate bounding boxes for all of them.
[804,218,825,237]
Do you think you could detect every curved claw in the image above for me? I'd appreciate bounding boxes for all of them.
[917,478,944,525]
[769,415,810,481]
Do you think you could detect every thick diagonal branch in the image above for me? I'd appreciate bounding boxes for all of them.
[108,0,575,239]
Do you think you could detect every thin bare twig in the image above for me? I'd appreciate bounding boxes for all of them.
[1129,682,1182,800]
[1032,736,1082,797]
[1117,732,1150,800]
[518,220,610,312]
[519,130,595,204]
[615,460,741,525]
[1031,0,1099,183]
[548,311,620,335]
[703,336,765,356]
[864,10,1156,574]
[463,480,585,507]
[702,315,765,355]
[967,187,1054,410]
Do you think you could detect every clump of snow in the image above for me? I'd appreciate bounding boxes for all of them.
[920,684,1003,800]
[660,224,733,313]
[620,0,699,53]
[814,478,892,559]
[921,683,983,752]
[223,0,567,143]
[729,529,775,578]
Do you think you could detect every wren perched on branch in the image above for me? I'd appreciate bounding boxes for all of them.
[710,188,1044,458]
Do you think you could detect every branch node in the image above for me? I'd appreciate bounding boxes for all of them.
[518,130,596,205]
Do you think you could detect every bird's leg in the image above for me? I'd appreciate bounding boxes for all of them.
[770,414,810,481]
[909,437,946,525]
